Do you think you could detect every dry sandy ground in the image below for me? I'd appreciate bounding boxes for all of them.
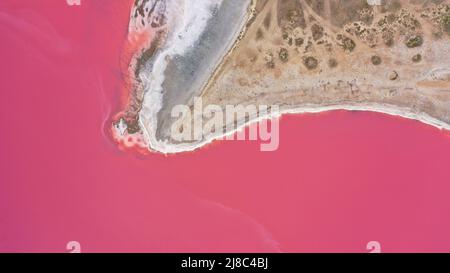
[121,0,450,153]
[197,0,450,130]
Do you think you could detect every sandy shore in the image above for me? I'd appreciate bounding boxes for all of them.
[136,0,253,152]
[138,103,450,154]
[122,0,450,154]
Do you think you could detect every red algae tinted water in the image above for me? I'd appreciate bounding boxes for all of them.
[1,0,450,252]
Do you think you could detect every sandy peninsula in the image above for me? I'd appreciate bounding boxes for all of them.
[115,0,450,154]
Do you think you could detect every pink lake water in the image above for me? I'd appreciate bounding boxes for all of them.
[1,0,450,253]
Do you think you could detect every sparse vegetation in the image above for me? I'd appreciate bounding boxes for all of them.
[382,31,395,47]
[311,24,324,41]
[295,37,304,47]
[389,71,399,81]
[371,55,382,65]
[337,34,356,52]
[343,37,356,52]
[328,58,338,68]
[266,60,275,69]
[304,56,318,70]
[405,34,423,48]
[279,48,289,62]
[443,14,450,35]
[412,54,422,63]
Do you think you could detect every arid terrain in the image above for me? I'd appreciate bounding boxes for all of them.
[117,0,450,153]
[199,0,450,127]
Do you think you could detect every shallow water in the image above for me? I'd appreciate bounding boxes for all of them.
[1,0,450,252]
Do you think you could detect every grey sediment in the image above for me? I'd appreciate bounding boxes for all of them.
[154,0,253,142]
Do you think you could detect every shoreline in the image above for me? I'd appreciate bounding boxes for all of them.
[122,0,450,155]
[138,0,254,150]
[141,104,450,154]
